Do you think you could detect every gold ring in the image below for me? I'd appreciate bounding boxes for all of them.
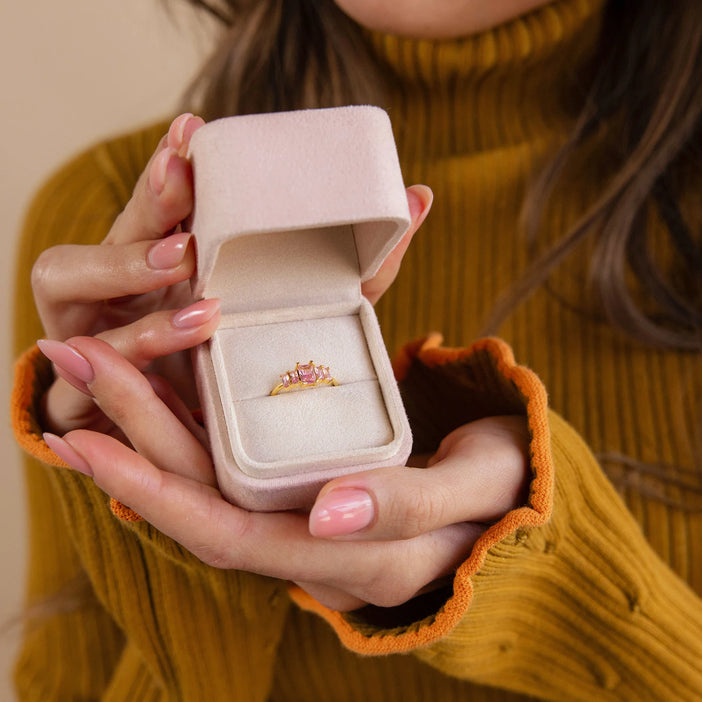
[270,361,339,396]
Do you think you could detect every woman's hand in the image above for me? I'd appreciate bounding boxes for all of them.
[33,113,209,435]
[33,113,204,342]
[32,109,432,436]
[43,336,530,612]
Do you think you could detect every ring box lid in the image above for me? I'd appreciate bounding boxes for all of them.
[187,106,411,308]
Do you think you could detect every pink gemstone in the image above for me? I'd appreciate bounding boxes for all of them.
[298,364,316,385]
[281,374,291,388]
[322,367,331,380]
[315,366,325,380]
[289,369,299,383]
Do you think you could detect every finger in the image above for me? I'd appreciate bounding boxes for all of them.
[96,298,220,369]
[167,112,204,157]
[144,373,209,447]
[54,430,482,608]
[56,335,216,485]
[103,114,205,246]
[309,416,530,541]
[32,233,195,319]
[361,184,433,305]
[38,299,219,440]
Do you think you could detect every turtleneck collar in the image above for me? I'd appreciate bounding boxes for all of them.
[367,0,602,86]
[364,0,605,157]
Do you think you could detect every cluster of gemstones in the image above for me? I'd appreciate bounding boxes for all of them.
[280,361,333,389]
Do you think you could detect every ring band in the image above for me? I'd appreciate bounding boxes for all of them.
[270,361,339,396]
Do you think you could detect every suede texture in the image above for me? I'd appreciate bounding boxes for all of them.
[188,106,413,510]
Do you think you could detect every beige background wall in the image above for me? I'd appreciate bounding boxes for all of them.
[0,2,217,698]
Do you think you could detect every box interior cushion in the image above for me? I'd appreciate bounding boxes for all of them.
[205,226,360,316]
[209,301,403,478]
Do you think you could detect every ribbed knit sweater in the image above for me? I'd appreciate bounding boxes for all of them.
[11,0,702,700]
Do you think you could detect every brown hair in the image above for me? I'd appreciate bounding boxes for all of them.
[180,0,386,117]
[180,0,702,351]
[487,0,702,350]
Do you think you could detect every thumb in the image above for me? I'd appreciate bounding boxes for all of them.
[308,464,466,541]
[361,184,433,305]
[308,417,530,541]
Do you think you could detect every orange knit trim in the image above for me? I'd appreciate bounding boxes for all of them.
[390,332,443,381]
[11,345,68,468]
[110,498,144,522]
[13,345,144,523]
[288,335,553,655]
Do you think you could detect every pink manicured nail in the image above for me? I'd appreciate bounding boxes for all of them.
[149,146,177,196]
[43,433,93,477]
[147,232,191,269]
[309,489,374,537]
[407,184,433,226]
[37,339,95,384]
[168,112,194,149]
[172,299,220,328]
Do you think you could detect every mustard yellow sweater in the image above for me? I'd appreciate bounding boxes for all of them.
[11,1,702,700]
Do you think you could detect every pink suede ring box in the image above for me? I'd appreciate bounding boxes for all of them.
[188,106,412,512]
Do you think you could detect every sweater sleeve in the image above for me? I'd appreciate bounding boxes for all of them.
[12,459,127,701]
[288,334,702,702]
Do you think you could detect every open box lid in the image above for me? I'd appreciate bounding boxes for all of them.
[187,106,411,305]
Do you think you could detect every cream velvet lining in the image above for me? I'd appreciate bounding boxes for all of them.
[207,226,360,314]
[211,309,394,473]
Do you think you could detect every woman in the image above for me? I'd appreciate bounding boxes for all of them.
[11,0,702,699]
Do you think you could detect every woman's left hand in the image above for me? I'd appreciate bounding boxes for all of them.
[45,336,530,612]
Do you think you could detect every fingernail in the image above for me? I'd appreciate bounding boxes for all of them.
[309,488,374,537]
[147,232,191,270]
[168,112,194,150]
[37,339,95,385]
[172,299,220,328]
[407,184,433,226]
[149,146,177,196]
[43,433,93,476]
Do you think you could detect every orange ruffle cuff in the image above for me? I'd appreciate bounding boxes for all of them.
[12,344,143,522]
[287,334,554,655]
[11,345,65,466]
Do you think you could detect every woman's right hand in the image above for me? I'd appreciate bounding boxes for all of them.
[32,113,220,436]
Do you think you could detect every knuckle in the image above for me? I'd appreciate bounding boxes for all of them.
[197,500,251,571]
[129,322,158,358]
[96,387,133,425]
[390,483,450,537]
[31,246,65,297]
[101,319,158,365]
[198,543,233,570]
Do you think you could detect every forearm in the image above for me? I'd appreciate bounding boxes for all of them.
[14,458,125,701]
